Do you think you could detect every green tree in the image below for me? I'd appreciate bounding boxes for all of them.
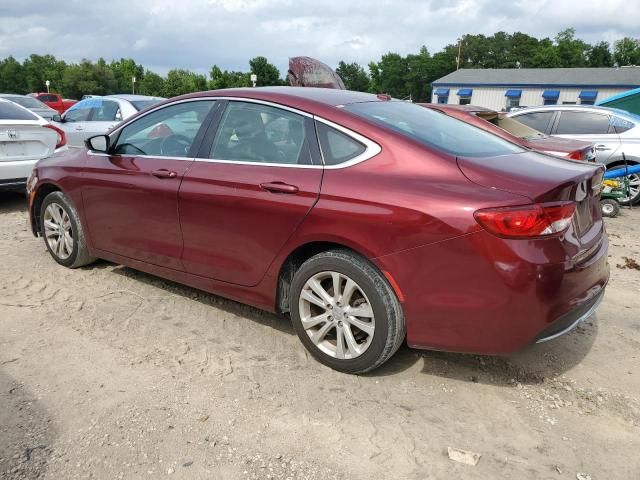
[369,53,409,97]
[405,46,433,102]
[248,56,281,86]
[587,41,613,67]
[22,54,66,93]
[163,69,207,97]
[335,61,370,91]
[109,58,145,93]
[138,70,165,96]
[613,37,640,66]
[529,38,561,67]
[209,65,250,89]
[554,28,589,67]
[0,56,28,94]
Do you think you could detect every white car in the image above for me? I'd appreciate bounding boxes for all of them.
[0,98,67,191]
[53,94,165,147]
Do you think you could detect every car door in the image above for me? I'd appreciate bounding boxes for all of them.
[59,100,93,147]
[178,100,323,286]
[81,98,123,140]
[551,110,620,163]
[81,99,217,270]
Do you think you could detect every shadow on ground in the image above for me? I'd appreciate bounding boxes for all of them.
[88,260,598,385]
[0,368,56,479]
[0,192,27,214]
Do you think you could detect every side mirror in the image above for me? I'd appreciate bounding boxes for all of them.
[52,114,62,123]
[85,135,110,153]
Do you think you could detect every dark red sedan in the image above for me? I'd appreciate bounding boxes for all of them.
[421,104,596,161]
[27,87,609,373]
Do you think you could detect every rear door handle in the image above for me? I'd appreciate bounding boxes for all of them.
[595,144,611,151]
[260,182,299,194]
[151,169,178,179]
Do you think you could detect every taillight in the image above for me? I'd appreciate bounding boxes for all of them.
[43,123,66,149]
[474,202,576,238]
[566,150,583,160]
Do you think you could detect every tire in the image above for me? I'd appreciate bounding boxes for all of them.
[290,249,405,374]
[600,198,620,218]
[40,191,96,268]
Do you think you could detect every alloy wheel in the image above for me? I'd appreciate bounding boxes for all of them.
[44,203,74,260]
[619,173,640,204]
[298,271,375,360]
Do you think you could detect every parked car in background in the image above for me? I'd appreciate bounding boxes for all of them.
[0,94,59,120]
[29,93,77,114]
[53,94,165,146]
[421,104,595,161]
[0,98,66,190]
[508,105,640,204]
[28,87,608,373]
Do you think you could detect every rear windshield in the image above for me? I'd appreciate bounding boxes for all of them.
[344,101,525,158]
[131,99,163,111]
[0,101,39,120]
[2,96,48,109]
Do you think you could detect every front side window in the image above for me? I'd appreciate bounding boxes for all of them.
[344,101,524,158]
[63,100,92,122]
[210,102,310,165]
[113,100,215,157]
[555,111,610,135]
[513,111,554,133]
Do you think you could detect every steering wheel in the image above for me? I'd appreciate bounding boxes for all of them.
[160,134,192,156]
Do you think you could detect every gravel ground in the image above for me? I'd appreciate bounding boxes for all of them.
[1,191,639,480]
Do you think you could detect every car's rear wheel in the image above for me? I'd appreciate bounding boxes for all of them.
[41,191,96,268]
[290,250,405,374]
[608,162,640,205]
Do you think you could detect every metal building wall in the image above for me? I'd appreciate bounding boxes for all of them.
[431,86,629,110]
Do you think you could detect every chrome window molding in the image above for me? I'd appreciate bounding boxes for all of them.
[90,95,382,170]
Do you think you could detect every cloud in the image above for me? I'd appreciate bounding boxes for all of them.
[0,0,638,76]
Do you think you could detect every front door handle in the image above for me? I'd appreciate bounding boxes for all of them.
[595,144,611,151]
[151,169,177,179]
[260,182,299,194]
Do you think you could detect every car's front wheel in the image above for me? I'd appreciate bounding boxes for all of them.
[290,250,405,374]
[40,191,96,268]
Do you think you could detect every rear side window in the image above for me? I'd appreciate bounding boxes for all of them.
[513,111,554,133]
[316,122,366,165]
[555,111,610,135]
[38,94,58,103]
[344,101,524,158]
[0,101,38,120]
[610,116,635,134]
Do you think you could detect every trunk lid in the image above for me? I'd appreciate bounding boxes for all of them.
[457,151,605,249]
[0,124,56,162]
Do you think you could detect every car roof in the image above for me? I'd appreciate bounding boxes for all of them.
[177,87,387,107]
[0,93,29,98]
[104,94,165,101]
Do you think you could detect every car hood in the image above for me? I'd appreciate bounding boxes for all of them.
[287,56,346,89]
[457,151,603,203]
[524,135,593,154]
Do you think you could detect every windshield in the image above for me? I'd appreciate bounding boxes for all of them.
[2,96,48,109]
[344,101,525,158]
[131,99,164,111]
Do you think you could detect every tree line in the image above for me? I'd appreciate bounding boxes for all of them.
[1,28,639,103]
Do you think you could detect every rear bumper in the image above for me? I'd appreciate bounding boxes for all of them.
[0,159,37,187]
[372,229,609,354]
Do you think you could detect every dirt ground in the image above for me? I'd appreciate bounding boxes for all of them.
[0,191,639,480]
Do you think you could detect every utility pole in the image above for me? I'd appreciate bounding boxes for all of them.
[456,38,463,70]
[45,80,50,93]
[132,76,136,95]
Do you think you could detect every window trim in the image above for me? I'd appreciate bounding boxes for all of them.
[102,96,382,170]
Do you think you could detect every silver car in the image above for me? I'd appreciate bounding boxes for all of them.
[0,93,58,120]
[508,105,640,204]
[53,94,165,147]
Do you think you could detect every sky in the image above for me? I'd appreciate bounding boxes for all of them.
[1,0,639,77]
